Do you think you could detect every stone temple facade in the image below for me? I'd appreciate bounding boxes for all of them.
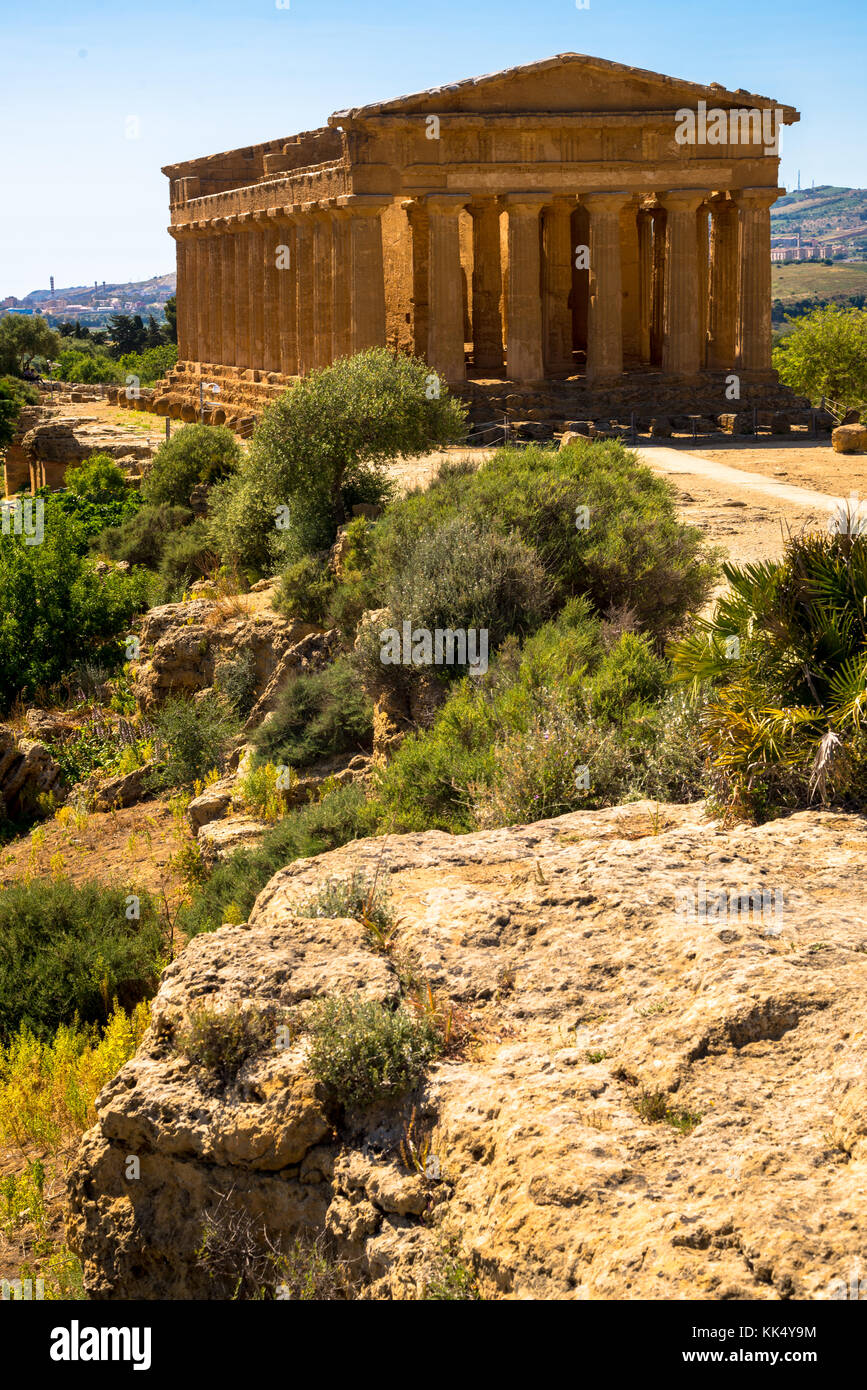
[147,53,802,430]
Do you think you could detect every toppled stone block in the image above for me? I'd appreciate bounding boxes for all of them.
[718,412,754,435]
[832,423,867,455]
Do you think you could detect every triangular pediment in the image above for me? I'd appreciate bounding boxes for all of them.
[331,53,798,122]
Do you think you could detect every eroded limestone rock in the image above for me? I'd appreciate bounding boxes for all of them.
[67,800,867,1300]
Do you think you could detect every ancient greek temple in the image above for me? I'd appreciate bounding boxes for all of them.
[152,54,799,426]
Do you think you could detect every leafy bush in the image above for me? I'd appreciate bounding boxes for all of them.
[671,528,867,817]
[253,658,373,769]
[97,504,195,569]
[356,516,551,691]
[175,1006,274,1083]
[0,879,165,1039]
[376,443,715,639]
[305,996,440,1109]
[151,693,238,788]
[117,344,178,386]
[55,350,121,385]
[0,500,148,711]
[209,348,466,573]
[373,602,705,832]
[215,648,259,716]
[157,517,217,596]
[142,424,241,507]
[65,453,129,504]
[275,554,336,625]
[293,871,394,940]
[773,304,867,409]
[0,378,24,450]
[176,782,380,938]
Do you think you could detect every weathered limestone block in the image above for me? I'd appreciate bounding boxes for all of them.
[0,730,65,814]
[718,411,754,435]
[832,424,867,455]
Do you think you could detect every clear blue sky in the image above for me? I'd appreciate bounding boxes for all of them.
[1,0,864,298]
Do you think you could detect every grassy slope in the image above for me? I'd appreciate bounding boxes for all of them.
[772,261,867,305]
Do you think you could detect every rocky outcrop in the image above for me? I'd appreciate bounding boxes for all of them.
[0,728,65,815]
[130,597,330,711]
[67,800,867,1300]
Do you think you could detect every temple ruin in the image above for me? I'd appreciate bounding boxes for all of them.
[144,53,803,430]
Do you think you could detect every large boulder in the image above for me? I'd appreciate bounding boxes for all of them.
[66,800,867,1301]
[832,423,867,455]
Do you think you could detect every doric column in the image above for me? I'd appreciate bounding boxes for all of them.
[707,196,739,370]
[657,190,706,376]
[581,191,630,383]
[170,227,193,363]
[619,200,641,365]
[248,216,266,370]
[426,194,467,383]
[637,209,653,364]
[650,207,666,367]
[312,203,334,371]
[468,197,504,373]
[736,188,781,375]
[267,208,297,377]
[214,218,235,368]
[403,199,430,360]
[294,206,315,376]
[206,224,222,367]
[337,195,389,355]
[190,224,209,366]
[330,204,352,363]
[541,197,573,374]
[255,210,279,374]
[696,203,710,369]
[504,195,546,383]
[234,213,253,368]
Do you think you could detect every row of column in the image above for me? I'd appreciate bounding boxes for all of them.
[409,186,777,384]
[171,193,389,376]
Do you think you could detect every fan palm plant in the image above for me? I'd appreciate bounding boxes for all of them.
[669,524,867,816]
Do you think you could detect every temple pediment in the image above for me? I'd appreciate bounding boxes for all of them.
[331,53,798,124]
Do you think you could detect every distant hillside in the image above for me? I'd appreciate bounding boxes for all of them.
[21,274,175,307]
[771,186,867,253]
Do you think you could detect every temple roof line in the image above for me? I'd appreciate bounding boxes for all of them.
[329,51,799,124]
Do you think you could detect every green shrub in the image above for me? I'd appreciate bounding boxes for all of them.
[356,516,550,692]
[176,782,380,938]
[209,348,466,573]
[151,693,238,788]
[374,605,706,832]
[294,870,393,939]
[773,304,867,409]
[376,443,715,639]
[275,554,336,625]
[254,658,373,769]
[0,878,165,1039]
[97,504,195,569]
[142,424,241,507]
[215,649,259,716]
[157,517,217,596]
[175,1006,274,1083]
[65,454,129,504]
[117,344,178,386]
[0,500,148,712]
[305,996,440,1109]
[0,379,24,451]
[55,350,121,385]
